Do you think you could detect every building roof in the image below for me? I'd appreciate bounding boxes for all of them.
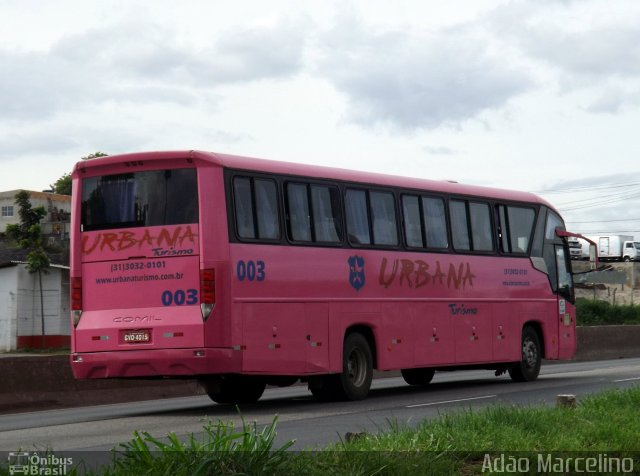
[0,261,69,270]
[0,238,69,267]
[0,190,71,203]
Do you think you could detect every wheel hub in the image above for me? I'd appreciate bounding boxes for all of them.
[523,339,538,369]
[347,349,365,385]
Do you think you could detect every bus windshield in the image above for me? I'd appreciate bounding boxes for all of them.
[81,168,198,231]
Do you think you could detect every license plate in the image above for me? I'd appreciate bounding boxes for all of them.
[123,330,150,343]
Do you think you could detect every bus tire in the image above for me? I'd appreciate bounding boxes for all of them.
[401,367,435,386]
[509,326,542,382]
[309,374,342,402]
[201,375,266,404]
[339,332,373,401]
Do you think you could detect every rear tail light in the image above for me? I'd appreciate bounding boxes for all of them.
[71,277,83,327]
[200,268,215,320]
[71,277,82,310]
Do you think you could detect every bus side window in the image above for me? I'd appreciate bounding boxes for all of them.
[450,200,470,251]
[402,195,424,248]
[233,177,256,239]
[497,205,509,252]
[285,182,343,245]
[286,183,312,242]
[450,199,494,252]
[423,197,448,249]
[508,206,534,253]
[497,205,535,254]
[254,179,280,239]
[345,189,371,245]
[311,185,342,243]
[531,207,546,257]
[233,176,280,241]
[545,211,563,239]
[370,191,398,246]
[469,202,493,251]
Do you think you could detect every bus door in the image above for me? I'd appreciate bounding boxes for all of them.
[555,243,576,359]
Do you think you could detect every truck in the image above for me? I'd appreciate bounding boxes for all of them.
[568,237,583,260]
[584,234,640,262]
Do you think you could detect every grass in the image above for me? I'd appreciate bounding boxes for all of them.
[103,415,294,476]
[576,298,640,326]
[2,386,639,475]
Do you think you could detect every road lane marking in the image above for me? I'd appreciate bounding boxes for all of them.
[406,394,497,408]
[614,377,640,382]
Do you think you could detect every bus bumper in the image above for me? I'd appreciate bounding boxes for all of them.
[70,348,241,379]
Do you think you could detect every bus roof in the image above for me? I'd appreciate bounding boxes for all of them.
[73,149,556,210]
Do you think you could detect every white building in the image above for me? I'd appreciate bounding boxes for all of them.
[0,189,71,350]
[0,190,71,240]
[0,262,70,351]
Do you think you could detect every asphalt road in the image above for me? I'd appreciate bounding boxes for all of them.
[1,358,639,456]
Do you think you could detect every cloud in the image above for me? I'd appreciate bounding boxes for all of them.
[52,19,308,85]
[0,38,197,121]
[202,20,308,83]
[0,18,308,122]
[0,50,84,120]
[537,173,640,218]
[585,86,640,114]
[521,26,640,80]
[317,17,533,131]
[423,145,458,156]
[0,129,80,159]
[0,120,150,163]
[489,1,640,114]
[538,172,640,192]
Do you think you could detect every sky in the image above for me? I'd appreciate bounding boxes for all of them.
[2,0,640,237]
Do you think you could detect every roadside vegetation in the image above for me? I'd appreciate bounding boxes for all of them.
[576,297,640,326]
[2,386,638,475]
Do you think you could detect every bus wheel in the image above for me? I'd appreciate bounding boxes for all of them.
[401,368,435,386]
[508,326,542,382]
[309,333,373,401]
[308,375,341,402]
[200,375,266,404]
[340,333,373,400]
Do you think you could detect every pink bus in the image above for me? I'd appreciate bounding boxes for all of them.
[70,150,582,403]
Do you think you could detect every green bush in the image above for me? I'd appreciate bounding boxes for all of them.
[101,415,294,476]
[576,298,640,326]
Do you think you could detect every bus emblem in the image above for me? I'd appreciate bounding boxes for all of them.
[348,255,366,291]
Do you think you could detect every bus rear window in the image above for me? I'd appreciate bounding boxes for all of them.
[81,168,198,231]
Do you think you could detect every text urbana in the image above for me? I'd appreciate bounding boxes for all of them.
[379,258,476,290]
[82,225,197,255]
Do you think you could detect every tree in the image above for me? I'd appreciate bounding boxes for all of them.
[51,152,108,195]
[6,191,51,348]
[51,173,71,195]
[81,151,109,160]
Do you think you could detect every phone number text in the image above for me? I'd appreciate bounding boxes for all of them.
[110,260,167,272]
